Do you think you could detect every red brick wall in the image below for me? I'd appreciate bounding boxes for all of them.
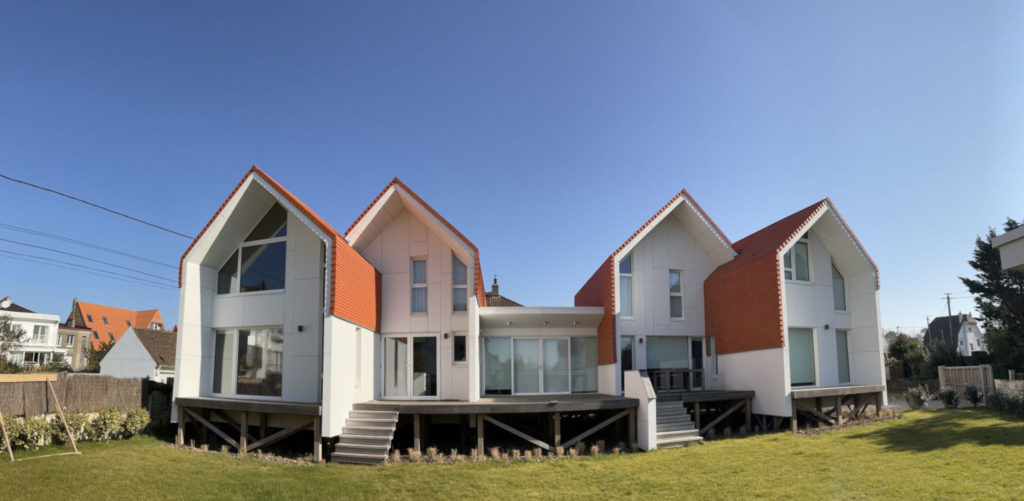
[331,235,381,331]
[575,257,616,365]
[704,254,785,355]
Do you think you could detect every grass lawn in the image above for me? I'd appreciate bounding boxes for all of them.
[2,409,1023,499]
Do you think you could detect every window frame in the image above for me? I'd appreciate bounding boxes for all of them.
[216,205,288,296]
[451,253,468,314]
[67,335,75,347]
[619,254,634,319]
[831,262,847,312]
[453,334,467,364]
[31,325,48,344]
[788,327,818,387]
[669,269,684,320]
[783,234,812,282]
[411,257,428,314]
[209,326,286,401]
[482,335,598,396]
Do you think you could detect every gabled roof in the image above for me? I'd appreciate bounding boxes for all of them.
[485,292,523,307]
[345,178,487,307]
[925,314,975,350]
[0,301,33,313]
[73,300,165,350]
[610,190,735,261]
[131,327,177,367]
[179,166,380,331]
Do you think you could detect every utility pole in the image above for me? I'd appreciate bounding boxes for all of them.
[945,293,954,346]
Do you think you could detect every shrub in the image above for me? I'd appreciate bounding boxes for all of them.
[939,389,959,409]
[4,418,26,451]
[19,417,51,450]
[123,408,151,439]
[89,407,126,442]
[904,386,928,410]
[965,385,983,407]
[49,410,91,444]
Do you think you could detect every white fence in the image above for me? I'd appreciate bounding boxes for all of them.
[938,365,994,405]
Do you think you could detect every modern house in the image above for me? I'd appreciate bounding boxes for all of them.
[925,313,987,357]
[100,327,177,382]
[1,296,65,367]
[172,167,886,464]
[65,298,165,350]
[992,225,1024,271]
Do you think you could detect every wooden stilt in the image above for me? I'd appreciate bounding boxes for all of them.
[413,414,421,452]
[694,402,701,430]
[176,406,185,446]
[312,416,322,463]
[627,408,636,447]
[701,400,747,436]
[476,414,484,452]
[835,396,844,427]
[875,392,882,418]
[239,411,248,454]
[183,408,238,449]
[553,412,561,448]
[772,415,781,432]
[201,409,209,443]
[260,413,267,440]
[790,398,799,433]
[744,399,752,433]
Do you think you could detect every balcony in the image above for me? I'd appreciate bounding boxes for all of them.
[646,368,703,393]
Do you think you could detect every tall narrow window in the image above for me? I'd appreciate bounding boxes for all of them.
[619,254,633,317]
[217,204,287,294]
[832,263,846,311]
[411,258,427,314]
[788,328,815,386]
[452,254,467,312]
[836,330,850,384]
[783,234,810,281]
[669,270,683,319]
[709,336,718,376]
[453,335,467,362]
[571,337,598,393]
[67,335,75,347]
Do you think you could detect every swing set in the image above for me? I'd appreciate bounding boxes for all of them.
[0,373,80,462]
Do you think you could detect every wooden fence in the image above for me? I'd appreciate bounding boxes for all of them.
[938,365,994,404]
[0,373,144,418]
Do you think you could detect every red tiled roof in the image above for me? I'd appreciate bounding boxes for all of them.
[178,166,381,331]
[74,300,165,350]
[346,178,487,308]
[575,190,733,365]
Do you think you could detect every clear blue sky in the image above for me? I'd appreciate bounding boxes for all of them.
[2,1,1022,335]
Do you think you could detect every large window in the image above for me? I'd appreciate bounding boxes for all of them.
[218,204,287,294]
[31,325,48,344]
[646,336,689,369]
[788,328,815,386]
[212,327,284,397]
[784,235,810,281]
[452,254,467,312]
[669,270,683,319]
[619,254,633,317]
[832,263,846,311]
[411,258,427,314]
[484,336,598,395]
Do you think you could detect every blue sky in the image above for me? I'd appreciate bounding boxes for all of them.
[1,1,1021,335]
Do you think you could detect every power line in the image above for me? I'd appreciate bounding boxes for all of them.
[0,221,177,269]
[0,173,193,239]
[0,249,177,290]
[0,237,176,283]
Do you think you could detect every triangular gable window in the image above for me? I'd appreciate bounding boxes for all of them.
[218,204,288,294]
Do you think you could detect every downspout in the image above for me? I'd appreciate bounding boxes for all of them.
[318,241,326,407]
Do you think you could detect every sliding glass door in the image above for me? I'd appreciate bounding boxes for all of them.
[383,334,438,399]
[483,336,597,395]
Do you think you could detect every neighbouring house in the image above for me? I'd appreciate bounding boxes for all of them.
[57,323,92,370]
[101,327,177,382]
[992,225,1024,271]
[173,166,887,464]
[65,298,165,350]
[925,313,987,357]
[0,296,65,367]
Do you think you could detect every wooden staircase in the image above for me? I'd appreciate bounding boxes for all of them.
[331,406,398,465]
[656,400,703,449]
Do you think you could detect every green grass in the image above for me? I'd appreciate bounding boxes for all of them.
[2,409,1024,499]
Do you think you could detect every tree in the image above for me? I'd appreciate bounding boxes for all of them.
[0,315,25,372]
[887,333,927,378]
[961,218,1024,374]
[83,340,114,373]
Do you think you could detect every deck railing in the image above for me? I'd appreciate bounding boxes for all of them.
[647,368,703,392]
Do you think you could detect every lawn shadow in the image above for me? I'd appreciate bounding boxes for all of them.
[842,409,1024,452]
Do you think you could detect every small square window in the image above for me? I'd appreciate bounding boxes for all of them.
[454,335,467,362]
[126,320,132,327]
[86,314,93,322]
[102,316,109,325]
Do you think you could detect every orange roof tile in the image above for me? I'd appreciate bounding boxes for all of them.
[75,300,165,350]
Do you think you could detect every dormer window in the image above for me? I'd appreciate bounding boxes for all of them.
[218,204,287,294]
[102,316,109,325]
[784,234,810,281]
[452,253,468,313]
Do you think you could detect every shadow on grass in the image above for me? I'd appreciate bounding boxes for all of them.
[843,409,1024,452]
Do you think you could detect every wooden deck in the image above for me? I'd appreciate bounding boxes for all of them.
[175,397,323,462]
[654,390,755,403]
[789,384,886,433]
[790,384,885,400]
[175,396,321,416]
[357,393,638,415]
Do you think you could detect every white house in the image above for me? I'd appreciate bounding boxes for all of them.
[925,314,987,357]
[1,296,65,367]
[173,167,887,463]
[993,225,1024,272]
[101,327,177,382]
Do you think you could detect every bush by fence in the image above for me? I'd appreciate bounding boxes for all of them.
[1,407,150,452]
